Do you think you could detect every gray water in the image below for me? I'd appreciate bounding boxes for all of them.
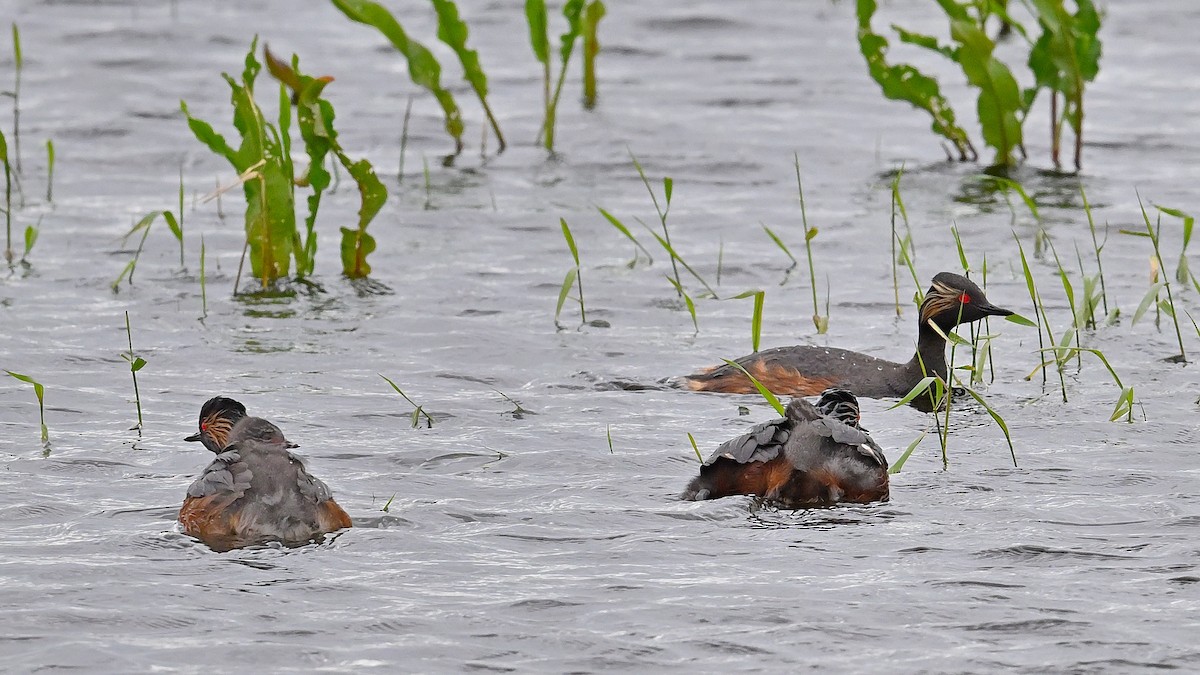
[1,0,1198,672]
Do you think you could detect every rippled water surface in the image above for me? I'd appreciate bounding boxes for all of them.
[2,0,1199,672]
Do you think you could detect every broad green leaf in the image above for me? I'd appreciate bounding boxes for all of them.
[524,0,549,65]
[432,0,504,149]
[331,0,464,146]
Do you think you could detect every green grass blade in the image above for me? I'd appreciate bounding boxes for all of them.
[888,432,926,474]
[962,386,1017,467]
[719,359,786,416]
[560,217,580,266]
[555,268,577,325]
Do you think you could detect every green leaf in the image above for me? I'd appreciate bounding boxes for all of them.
[11,23,21,70]
[961,386,1017,466]
[130,357,147,372]
[581,0,605,107]
[121,211,163,245]
[560,218,580,266]
[163,211,182,243]
[888,432,926,474]
[687,432,703,462]
[1005,313,1038,327]
[663,176,673,205]
[6,370,43,402]
[855,0,973,159]
[750,290,765,353]
[331,0,464,147]
[761,224,797,264]
[666,275,699,333]
[597,206,653,263]
[1111,387,1134,422]
[888,376,938,409]
[555,268,577,324]
[1131,281,1166,325]
[432,0,504,149]
[524,0,550,65]
[22,224,37,257]
[337,155,386,278]
[558,0,586,64]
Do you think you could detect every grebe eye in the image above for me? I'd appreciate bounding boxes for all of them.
[200,422,207,431]
[960,292,971,304]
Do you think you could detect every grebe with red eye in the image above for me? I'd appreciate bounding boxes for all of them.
[680,273,1013,412]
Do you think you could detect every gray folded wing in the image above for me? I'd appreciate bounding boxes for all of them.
[187,449,254,499]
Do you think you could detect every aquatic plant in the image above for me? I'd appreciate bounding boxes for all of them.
[630,153,717,298]
[598,207,653,268]
[169,168,184,267]
[397,96,413,182]
[1079,185,1114,319]
[5,370,48,447]
[1123,195,1187,363]
[855,0,975,161]
[181,37,298,288]
[794,156,827,333]
[265,48,388,278]
[430,0,505,152]
[379,373,434,428]
[44,140,52,202]
[555,217,588,327]
[666,276,699,333]
[857,0,1102,169]
[687,432,702,462]
[761,224,797,285]
[7,23,21,173]
[526,0,585,151]
[122,311,146,432]
[493,388,533,419]
[1026,0,1102,171]
[112,210,181,291]
[581,0,606,109]
[889,167,922,312]
[748,290,765,352]
[1,127,10,264]
[199,236,208,318]
[332,0,465,162]
[18,214,38,264]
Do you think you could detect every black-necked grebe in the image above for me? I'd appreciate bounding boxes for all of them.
[683,273,1012,412]
[183,396,247,453]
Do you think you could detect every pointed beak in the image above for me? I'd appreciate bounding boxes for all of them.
[184,432,202,442]
[979,302,1013,317]
[286,441,300,449]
